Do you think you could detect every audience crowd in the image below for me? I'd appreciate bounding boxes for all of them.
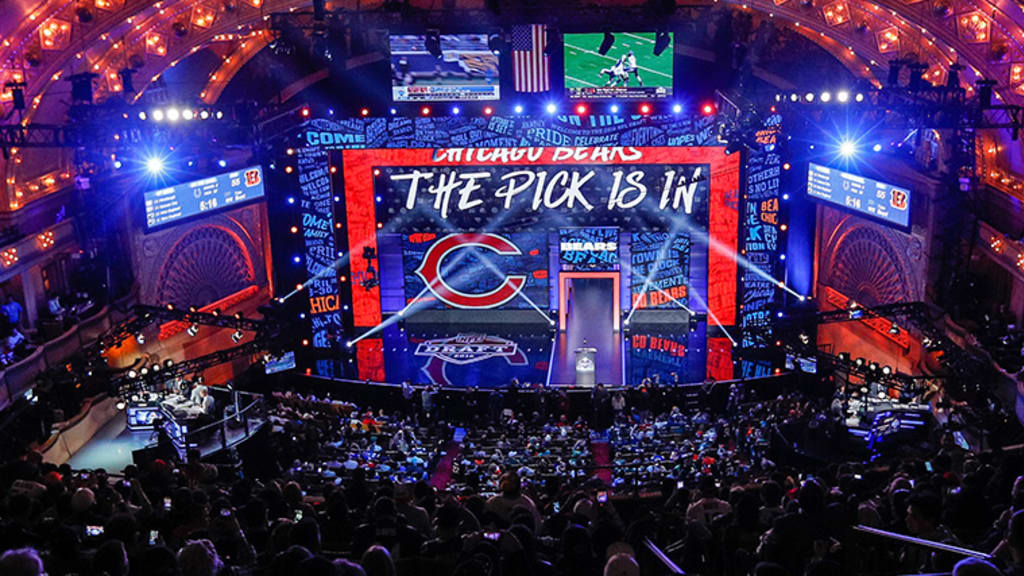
[0,375,1022,576]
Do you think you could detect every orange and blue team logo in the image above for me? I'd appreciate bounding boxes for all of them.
[889,188,908,211]
[244,168,261,187]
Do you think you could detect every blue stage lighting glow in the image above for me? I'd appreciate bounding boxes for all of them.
[293,256,301,263]
[389,108,397,115]
[287,197,295,204]
[839,139,857,158]
[514,104,523,114]
[145,156,165,175]
[113,160,122,169]
[872,143,882,152]
[217,159,227,168]
[672,103,682,113]
[782,193,790,200]
[610,104,620,114]
[545,103,557,114]
[452,106,461,115]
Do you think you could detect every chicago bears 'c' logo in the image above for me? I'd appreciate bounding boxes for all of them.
[414,233,527,309]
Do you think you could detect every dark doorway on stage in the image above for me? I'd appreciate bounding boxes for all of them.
[549,272,622,387]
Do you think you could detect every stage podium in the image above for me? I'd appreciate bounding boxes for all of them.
[575,347,597,387]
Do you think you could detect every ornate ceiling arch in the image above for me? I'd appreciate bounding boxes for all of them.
[3,0,1024,126]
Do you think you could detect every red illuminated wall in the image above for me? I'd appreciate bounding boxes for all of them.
[341,147,740,328]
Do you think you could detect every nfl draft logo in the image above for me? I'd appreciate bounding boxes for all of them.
[415,334,519,365]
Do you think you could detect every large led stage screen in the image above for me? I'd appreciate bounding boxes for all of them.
[563,32,673,100]
[390,34,500,102]
[401,232,549,309]
[337,146,740,330]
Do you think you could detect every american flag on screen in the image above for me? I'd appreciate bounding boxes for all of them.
[512,24,549,93]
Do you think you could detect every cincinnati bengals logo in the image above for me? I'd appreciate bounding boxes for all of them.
[889,188,908,211]
[244,168,261,187]
[414,233,527,309]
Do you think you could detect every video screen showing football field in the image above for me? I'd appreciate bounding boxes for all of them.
[564,32,674,100]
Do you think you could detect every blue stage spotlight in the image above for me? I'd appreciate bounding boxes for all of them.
[514,104,524,114]
[389,107,397,115]
[451,106,461,115]
[545,103,557,114]
[837,90,850,103]
[872,143,882,152]
[286,196,296,205]
[217,159,227,168]
[610,104,620,114]
[672,103,682,113]
[839,139,857,158]
[113,160,123,169]
[292,256,301,264]
[145,156,165,175]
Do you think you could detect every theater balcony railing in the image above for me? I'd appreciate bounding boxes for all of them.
[0,289,136,412]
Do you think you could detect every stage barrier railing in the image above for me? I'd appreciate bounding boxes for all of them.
[161,389,266,461]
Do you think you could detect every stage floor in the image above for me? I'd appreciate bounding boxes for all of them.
[328,317,708,388]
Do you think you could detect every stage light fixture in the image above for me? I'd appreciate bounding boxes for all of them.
[360,108,370,117]
[199,110,210,120]
[545,103,557,114]
[421,106,431,116]
[183,109,194,120]
[483,106,493,115]
[231,329,244,343]
[514,104,523,114]
[301,107,310,118]
[389,107,397,115]
[218,159,227,168]
[869,362,879,371]
[837,352,850,362]
[598,32,615,55]
[820,91,831,102]
[610,104,620,114]
[804,92,815,102]
[701,103,715,115]
[116,400,126,410]
[286,196,295,205]
[854,357,865,367]
[113,160,122,169]
[872,143,883,152]
[166,107,180,122]
[639,103,651,114]
[882,365,892,375]
[145,156,165,175]
[888,322,900,334]
[152,109,165,122]
[672,103,682,114]
[837,90,850,103]
[653,31,671,56]
[855,93,865,102]
[127,370,138,379]
[576,104,587,115]
[138,111,147,120]
[186,323,199,337]
[839,139,857,158]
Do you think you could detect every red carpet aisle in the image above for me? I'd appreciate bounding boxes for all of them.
[430,427,466,489]
[590,434,613,484]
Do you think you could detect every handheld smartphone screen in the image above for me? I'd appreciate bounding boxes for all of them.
[484,532,500,541]
[597,491,608,503]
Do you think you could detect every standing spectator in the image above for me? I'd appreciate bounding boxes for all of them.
[592,383,610,429]
[2,292,24,330]
[611,391,626,421]
[686,476,732,525]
